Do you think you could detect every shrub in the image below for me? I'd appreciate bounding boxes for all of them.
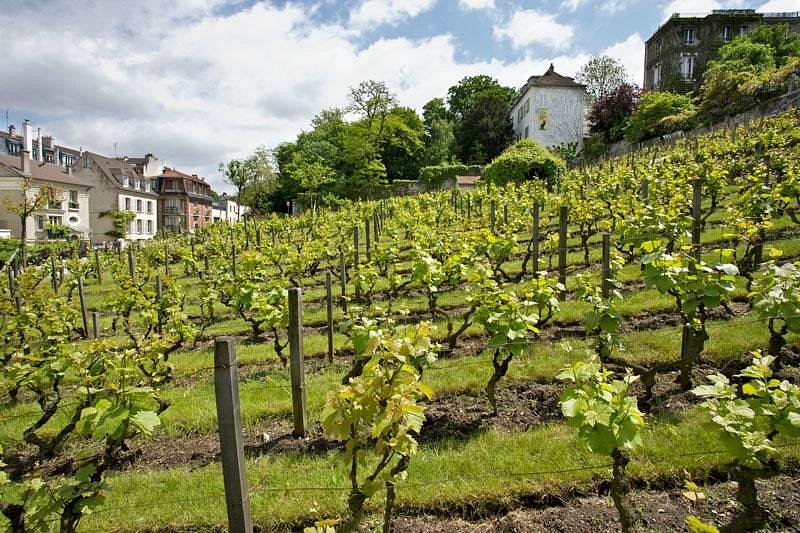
[624,91,697,142]
[418,164,469,189]
[589,83,641,143]
[482,139,565,188]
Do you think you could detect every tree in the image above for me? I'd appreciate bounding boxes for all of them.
[422,118,456,166]
[218,158,249,222]
[588,83,641,143]
[446,76,516,164]
[378,106,425,182]
[576,56,629,103]
[455,89,515,164]
[623,90,697,142]
[747,23,800,66]
[4,178,60,265]
[447,75,514,121]
[347,80,397,144]
[240,147,279,214]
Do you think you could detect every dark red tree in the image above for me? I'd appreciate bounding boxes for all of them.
[588,83,641,143]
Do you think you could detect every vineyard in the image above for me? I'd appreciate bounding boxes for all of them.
[2,110,800,532]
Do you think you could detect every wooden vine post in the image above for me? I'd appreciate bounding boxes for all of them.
[127,246,136,282]
[77,277,89,339]
[94,249,102,284]
[325,270,334,363]
[601,233,611,299]
[213,338,254,533]
[558,205,568,295]
[288,287,308,437]
[532,203,540,277]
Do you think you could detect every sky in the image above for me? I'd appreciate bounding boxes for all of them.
[0,0,795,192]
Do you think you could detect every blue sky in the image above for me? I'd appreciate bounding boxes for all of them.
[0,0,794,191]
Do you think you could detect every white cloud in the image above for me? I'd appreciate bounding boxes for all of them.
[348,0,436,30]
[493,9,574,50]
[757,0,800,11]
[561,0,585,11]
[458,0,495,10]
[601,33,646,87]
[601,0,631,14]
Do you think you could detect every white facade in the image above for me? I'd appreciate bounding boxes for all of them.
[510,65,586,151]
[213,195,249,224]
[117,193,158,240]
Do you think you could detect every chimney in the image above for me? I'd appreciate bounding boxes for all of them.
[8,124,15,136]
[22,119,32,154]
[21,150,31,175]
[37,127,44,162]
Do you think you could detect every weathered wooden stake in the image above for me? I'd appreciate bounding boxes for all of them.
[490,200,496,233]
[92,312,101,339]
[601,233,611,299]
[558,205,568,295]
[50,254,58,291]
[325,271,334,363]
[77,277,89,339]
[127,246,136,282]
[164,246,170,277]
[231,243,237,278]
[288,288,308,437]
[353,226,360,267]
[213,338,254,533]
[532,203,540,277]
[691,179,702,265]
[339,249,347,312]
[155,275,163,334]
[365,219,371,262]
[640,178,649,202]
[94,249,102,283]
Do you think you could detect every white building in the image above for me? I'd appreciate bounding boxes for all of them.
[213,193,249,224]
[0,150,93,243]
[510,64,586,151]
[72,152,159,244]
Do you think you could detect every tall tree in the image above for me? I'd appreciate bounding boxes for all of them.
[347,80,397,144]
[218,158,249,222]
[588,83,641,143]
[446,76,516,164]
[4,178,59,266]
[576,56,629,103]
[455,89,514,164]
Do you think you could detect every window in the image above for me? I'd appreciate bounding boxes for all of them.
[136,199,142,212]
[655,39,662,54]
[517,107,523,121]
[739,25,748,37]
[524,98,530,115]
[722,25,732,42]
[122,175,129,188]
[136,219,143,234]
[48,215,62,226]
[537,108,548,130]
[147,220,153,234]
[524,126,529,138]
[36,215,44,230]
[680,54,694,80]
[147,201,152,214]
[68,190,79,209]
[8,142,20,155]
[48,194,62,209]
[653,63,662,89]
[125,197,131,210]
[682,27,694,45]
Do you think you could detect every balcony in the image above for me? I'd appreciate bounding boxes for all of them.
[68,202,79,210]
[164,206,180,214]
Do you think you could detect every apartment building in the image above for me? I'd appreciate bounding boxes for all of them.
[155,167,214,233]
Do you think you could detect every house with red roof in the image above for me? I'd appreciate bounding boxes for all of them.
[155,167,214,233]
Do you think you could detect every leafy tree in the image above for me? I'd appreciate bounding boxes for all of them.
[422,97,451,127]
[4,177,60,266]
[588,83,641,143]
[455,89,515,164]
[447,76,516,164]
[379,107,425,182]
[624,91,697,142]
[576,55,629,103]
[747,23,800,66]
[483,138,565,188]
[422,118,456,166]
[99,209,136,239]
[347,80,397,144]
[218,158,250,221]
